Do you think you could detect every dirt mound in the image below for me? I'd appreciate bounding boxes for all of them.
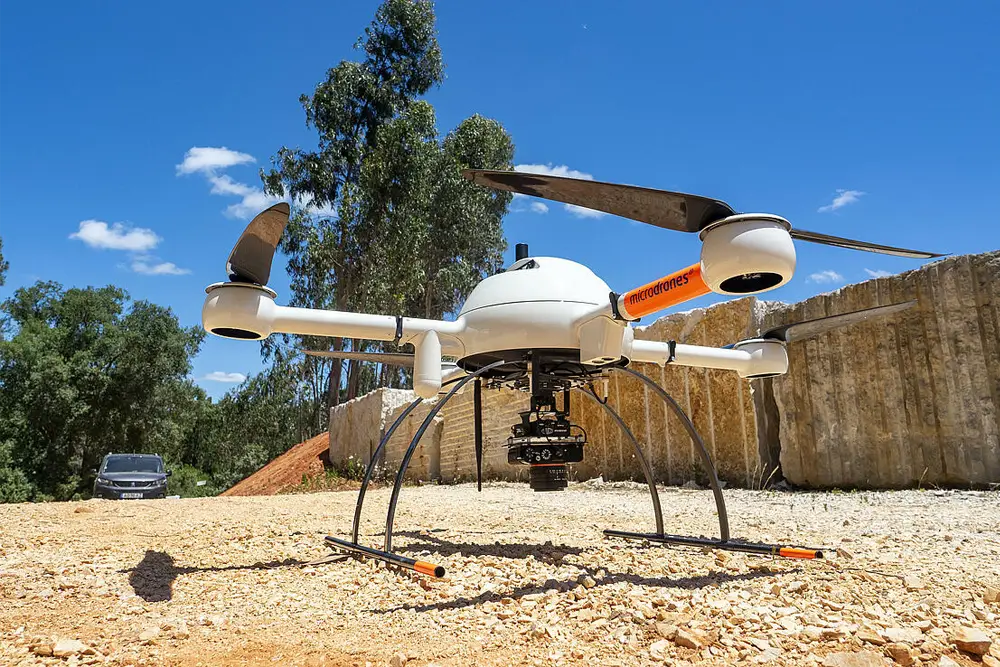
[221,431,330,496]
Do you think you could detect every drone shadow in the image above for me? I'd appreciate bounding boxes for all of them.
[373,565,782,614]
[373,532,794,614]
[390,530,588,565]
[122,550,316,602]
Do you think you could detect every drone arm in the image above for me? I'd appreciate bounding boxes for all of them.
[629,339,788,378]
[272,305,464,347]
[202,283,465,354]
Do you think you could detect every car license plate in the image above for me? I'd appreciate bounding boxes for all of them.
[121,492,143,499]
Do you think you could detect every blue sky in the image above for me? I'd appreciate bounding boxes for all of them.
[2,1,998,398]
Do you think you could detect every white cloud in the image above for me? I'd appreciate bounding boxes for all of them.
[864,268,892,279]
[176,147,255,175]
[529,201,549,214]
[203,371,247,383]
[818,189,865,213]
[808,270,845,284]
[512,163,605,218]
[131,258,190,275]
[179,145,333,220]
[71,221,187,277]
[225,189,283,220]
[70,220,161,251]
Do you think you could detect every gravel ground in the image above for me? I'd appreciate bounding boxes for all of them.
[1,483,998,667]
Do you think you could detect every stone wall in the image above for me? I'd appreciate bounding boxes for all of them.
[768,251,1000,488]
[329,251,1000,489]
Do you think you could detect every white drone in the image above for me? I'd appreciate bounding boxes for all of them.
[202,170,940,579]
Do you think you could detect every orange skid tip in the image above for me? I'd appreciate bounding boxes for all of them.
[619,263,711,320]
[414,560,446,578]
[778,547,823,560]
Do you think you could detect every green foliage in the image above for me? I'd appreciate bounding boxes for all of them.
[206,359,312,488]
[0,441,32,502]
[0,282,206,500]
[336,454,367,481]
[164,463,218,498]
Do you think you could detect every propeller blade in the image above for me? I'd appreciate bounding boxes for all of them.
[226,202,291,285]
[465,170,945,258]
[474,378,483,493]
[303,350,415,366]
[462,169,736,232]
[789,229,943,259]
[762,301,918,344]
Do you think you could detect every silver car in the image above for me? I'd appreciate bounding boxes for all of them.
[92,453,171,499]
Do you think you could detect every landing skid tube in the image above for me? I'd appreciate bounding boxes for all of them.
[325,366,823,577]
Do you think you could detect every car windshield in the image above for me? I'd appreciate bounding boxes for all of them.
[102,456,162,473]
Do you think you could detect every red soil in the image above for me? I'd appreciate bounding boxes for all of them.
[221,432,330,496]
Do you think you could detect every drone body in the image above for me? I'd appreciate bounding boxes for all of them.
[201,169,941,577]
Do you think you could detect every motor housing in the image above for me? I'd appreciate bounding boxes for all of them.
[732,338,789,378]
[699,214,796,295]
[202,282,277,340]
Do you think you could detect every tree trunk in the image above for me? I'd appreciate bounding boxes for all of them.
[346,339,362,400]
[327,337,343,408]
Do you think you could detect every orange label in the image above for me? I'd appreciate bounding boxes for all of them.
[620,264,710,319]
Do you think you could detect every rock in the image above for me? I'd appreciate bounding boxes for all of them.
[885,642,914,665]
[139,627,160,643]
[205,615,227,628]
[903,575,924,591]
[74,506,95,514]
[857,629,886,646]
[985,587,1000,604]
[52,639,91,657]
[31,642,54,657]
[389,652,407,667]
[580,576,596,589]
[982,656,1000,667]
[821,651,886,667]
[673,628,706,650]
[649,639,670,660]
[754,647,782,663]
[938,657,960,667]
[655,623,678,639]
[787,580,808,593]
[951,626,992,656]
[882,627,923,644]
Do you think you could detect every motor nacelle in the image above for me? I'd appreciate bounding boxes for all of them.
[699,214,796,295]
[202,282,277,341]
[732,338,788,379]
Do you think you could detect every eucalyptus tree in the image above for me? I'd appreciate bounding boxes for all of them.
[263,0,513,409]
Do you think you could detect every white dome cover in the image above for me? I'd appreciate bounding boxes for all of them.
[459,257,612,315]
